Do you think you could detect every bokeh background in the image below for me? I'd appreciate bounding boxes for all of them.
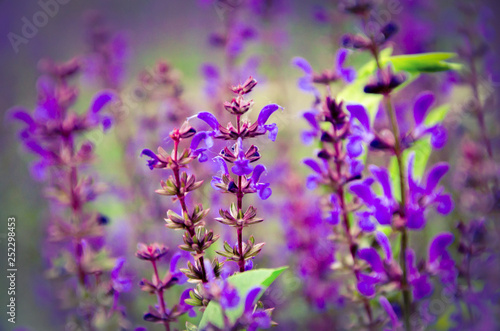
[1,0,500,330]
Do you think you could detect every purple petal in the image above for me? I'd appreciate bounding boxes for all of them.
[303,158,322,174]
[292,57,313,75]
[214,157,229,175]
[425,162,449,194]
[430,125,447,149]
[379,296,400,329]
[10,108,35,127]
[375,231,392,261]
[340,67,356,83]
[350,183,374,205]
[336,49,348,68]
[413,92,435,126]
[429,232,454,264]
[92,91,114,113]
[327,194,341,225]
[264,123,278,141]
[357,274,378,297]
[373,199,392,225]
[406,206,425,229]
[232,159,253,176]
[201,63,220,80]
[357,211,376,232]
[358,248,384,273]
[140,149,159,170]
[411,274,433,300]
[169,252,182,274]
[257,183,272,200]
[191,131,213,149]
[303,111,319,130]
[251,164,267,183]
[435,194,453,214]
[347,104,370,131]
[298,77,317,93]
[369,165,393,201]
[220,283,240,309]
[102,115,113,131]
[346,136,363,157]
[244,287,262,313]
[258,104,281,126]
[197,112,220,130]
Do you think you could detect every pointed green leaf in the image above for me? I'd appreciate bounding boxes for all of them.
[382,53,461,73]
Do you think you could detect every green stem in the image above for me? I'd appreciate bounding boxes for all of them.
[385,95,412,331]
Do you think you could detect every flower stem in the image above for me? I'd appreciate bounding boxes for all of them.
[151,260,171,331]
[332,123,374,326]
[172,139,208,283]
[236,114,245,272]
[384,95,412,331]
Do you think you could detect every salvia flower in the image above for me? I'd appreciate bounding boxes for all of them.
[292,48,356,97]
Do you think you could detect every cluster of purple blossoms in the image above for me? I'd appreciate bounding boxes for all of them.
[140,121,220,329]
[11,58,130,329]
[189,76,280,273]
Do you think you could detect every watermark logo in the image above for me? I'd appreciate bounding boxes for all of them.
[7,0,73,54]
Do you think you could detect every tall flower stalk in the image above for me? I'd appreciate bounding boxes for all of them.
[11,58,129,329]
[190,76,280,273]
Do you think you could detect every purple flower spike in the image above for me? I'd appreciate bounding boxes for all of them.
[413,92,435,126]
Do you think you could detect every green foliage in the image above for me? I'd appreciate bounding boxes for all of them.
[198,267,288,329]
[382,53,461,73]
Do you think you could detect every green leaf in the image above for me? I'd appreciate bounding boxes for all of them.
[198,267,288,329]
[382,53,461,73]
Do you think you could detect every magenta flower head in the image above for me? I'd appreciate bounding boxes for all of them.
[136,243,169,261]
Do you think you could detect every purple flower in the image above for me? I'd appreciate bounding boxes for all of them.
[238,287,271,331]
[412,92,448,149]
[178,289,197,318]
[292,49,356,96]
[346,104,374,157]
[251,164,272,200]
[232,138,254,176]
[428,232,456,285]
